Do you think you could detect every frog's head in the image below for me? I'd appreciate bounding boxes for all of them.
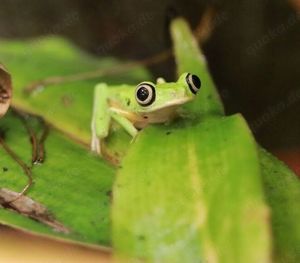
[133,72,201,113]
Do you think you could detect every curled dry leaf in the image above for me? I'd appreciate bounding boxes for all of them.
[194,7,216,44]
[289,0,300,12]
[0,64,12,118]
[0,188,70,234]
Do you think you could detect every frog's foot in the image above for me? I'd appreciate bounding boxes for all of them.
[130,134,138,144]
[91,133,102,155]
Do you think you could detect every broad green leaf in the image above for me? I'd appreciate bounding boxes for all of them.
[259,148,300,262]
[0,37,151,145]
[112,18,271,262]
[0,112,114,246]
[113,115,270,262]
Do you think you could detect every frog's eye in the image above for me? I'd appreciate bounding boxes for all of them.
[135,83,156,106]
[186,73,201,94]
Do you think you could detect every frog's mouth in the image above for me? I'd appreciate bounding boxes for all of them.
[110,97,192,126]
[135,97,193,125]
[145,97,192,113]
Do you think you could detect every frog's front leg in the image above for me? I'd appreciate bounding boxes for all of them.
[91,83,111,155]
[110,110,138,140]
[91,83,139,155]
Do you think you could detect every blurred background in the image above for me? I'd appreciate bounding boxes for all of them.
[1,0,300,153]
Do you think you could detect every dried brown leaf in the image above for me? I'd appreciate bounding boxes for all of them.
[289,0,300,12]
[0,64,12,118]
[0,188,70,234]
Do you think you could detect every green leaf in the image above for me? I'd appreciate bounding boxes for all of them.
[113,115,270,262]
[259,148,300,262]
[112,18,271,262]
[0,112,115,246]
[171,18,224,116]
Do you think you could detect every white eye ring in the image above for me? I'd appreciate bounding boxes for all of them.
[135,83,156,106]
[186,73,201,94]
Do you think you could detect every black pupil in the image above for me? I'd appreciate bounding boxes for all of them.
[192,75,201,89]
[137,86,149,101]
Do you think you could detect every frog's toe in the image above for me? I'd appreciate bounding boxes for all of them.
[130,134,138,144]
[91,135,102,155]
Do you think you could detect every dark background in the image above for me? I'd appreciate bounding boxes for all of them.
[1,0,300,151]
